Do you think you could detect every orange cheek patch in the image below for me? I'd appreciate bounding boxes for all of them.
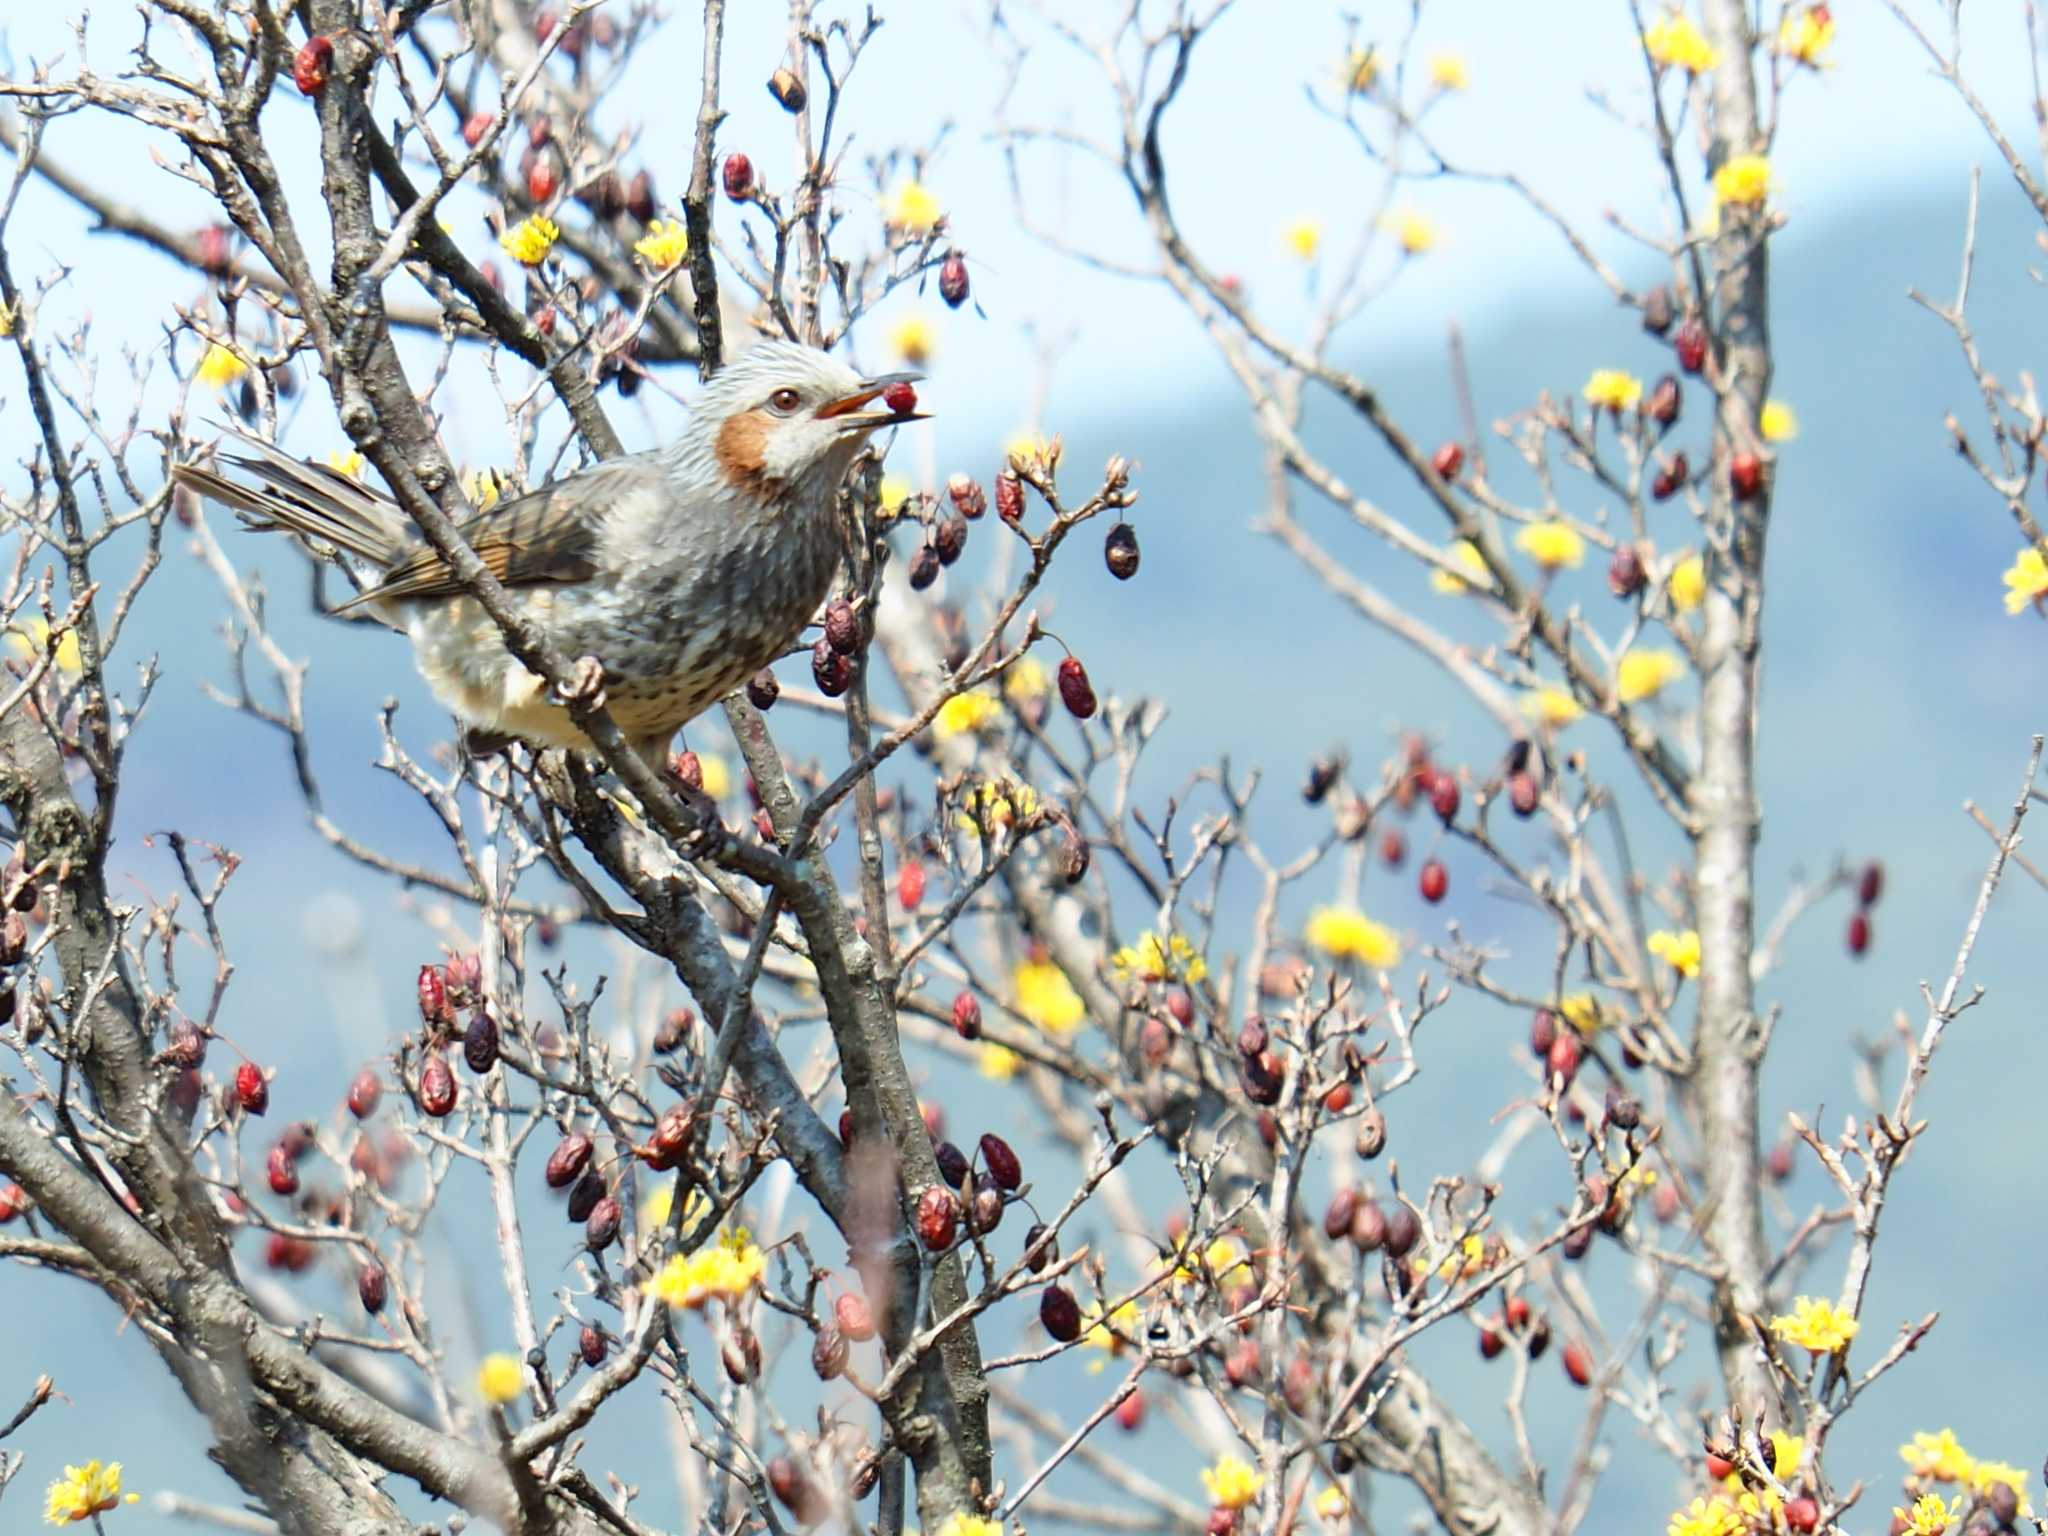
[715,410,773,497]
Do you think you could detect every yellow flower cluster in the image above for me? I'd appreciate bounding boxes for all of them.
[1558,993,1605,1034]
[1777,5,1835,66]
[1111,931,1208,985]
[1428,51,1469,91]
[978,1042,1021,1079]
[1515,520,1585,570]
[634,219,690,270]
[1644,12,1719,74]
[1004,657,1049,703]
[935,1516,1003,1536]
[1898,1429,2033,1512]
[1341,46,1379,95]
[1767,1295,1857,1353]
[886,180,943,235]
[1583,368,1644,412]
[2002,548,2048,614]
[891,312,937,367]
[1170,1233,1251,1291]
[1284,218,1322,262]
[476,1352,525,1404]
[1305,906,1400,968]
[1082,1298,1139,1358]
[1666,1495,1744,1536]
[326,449,365,479]
[934,689,1002,740]
[1895,1494,1956,1536]
[1385,209,1439,255]
[1524,687,1583,728]
[1760,399,1799,442]
[1647,928,1701,979]
[1201,1455,1266,1511]
[1669,552,1707,612]
[1012,959,1085,1034]
[196,343,247,390]
[648,1227,765,1310]
[499,215,560,266]
[6,618,84,675]
[44,1460,135,1526]
[1712,154,1772,208]
[1615,648,1685,703]
[959,779,1040,834]
[1430,538,1492,595]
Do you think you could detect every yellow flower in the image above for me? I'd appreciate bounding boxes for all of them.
[1777,5,1835,65]
[499,215,560,266]
[1305,907,1400,969]
[1643,12,1719,74]
[885,180,943,235]
[1558,993,1605,1034]
[695,752,732,800]
[1111,931,1208,985]
[43,1461,135,1525]
[934,690,1002,740]
[1012,958,1085,1035]
[935,1516,1003,1536]
[1760,399,1799,441]
[1669,553,1707,612]
[648,1228,766,1309]
[1314,1485,1349,1522]
[476,1353,525,1405]
[1515,520,1585,570]
[1004,656,1049,702]
[1428,50,1469,91]
[960,779,1041,835]
[1970,1461,2032,1515]
[878,474,912,517]
[1435,1233,1488,1281]
[1647,928,1701,979]
[1201,1455,1266,1511]
[1901,1429,1977,1483]
[1584,369,1644,412]
[1712,154,1772,207]
[1768,1430,1803,1481]
[2001,548,2048,614]
[1615,648,1685,703]
[642,1181,712,1232]
[1430,538,1492,595]
[978,1042,1021,1080]
[1006,431,1057,471]
[1895,1494,1957,1536]
[195,343,247,389]
[633,219,690,270]
[464,467,505,511]
[1083,1298,1139,1359]
[1283,218,1323,262]
[324,449,365,479]
[1666,1496,1744,1536]
[890,312,937,367]
[1768,1295,1858,1353]
[1385,209,1439,255]
[1341,46,1379,94]
[7,617,84,675]
[0,299,14,338]
[1524,687,1584,728]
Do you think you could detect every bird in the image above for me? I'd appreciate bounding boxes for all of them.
[174,340,926,765]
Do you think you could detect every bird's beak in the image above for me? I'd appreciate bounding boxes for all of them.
[815,371,930,431]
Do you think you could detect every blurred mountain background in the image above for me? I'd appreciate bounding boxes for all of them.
[3,1,2046,1529]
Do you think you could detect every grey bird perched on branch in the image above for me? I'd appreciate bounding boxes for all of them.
[175,341,926,764]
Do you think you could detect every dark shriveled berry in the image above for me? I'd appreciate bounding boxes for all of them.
[811,1323,849,1379]
[746,669,780,709]
[1643,373,1681,427]
[1674,317,1708,374]
[812,638,853,697]
[357,1262,388,1313]
[1104,522,1141,580]
[584,1194,622,1251]
[1058,656,1098,719]
[1023,1221,1058,1272]
[933,1140,970,1190]
[1382,1203,1421,1259]
[1349,1199,1387,1251]
[995,470,1024,524]
[566,1169,605,1223]
[1641,284,1676,335]
[939,249,970,308]
[824,597,860,655]
[766,67,807,113]
[1039,1284,1082,1341]
[547,1133,594,1189]
[979,1132,1023,1192]
[908,544,941,591]
[418,1053,457,1117]
[1324,1188,1358,1240]
[580,1324,607,1367]
[1509,771,1541,817]
[722,152,754,200]
[1858,860,1884,908]
[1608,546,1647,597]
[1354,1106,1387,1160]
[462,1013,500,1074]
[1847,911,1870,957]
[934,516,968,566]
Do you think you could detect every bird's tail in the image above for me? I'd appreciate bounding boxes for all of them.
[173,429,411,572]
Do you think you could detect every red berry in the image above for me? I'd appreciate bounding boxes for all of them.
[357,1261,388,1313]
[895,860,926,910]
[917,1184,959,1250]
[347,1067,383,1119]
[1379,827,1406,869]
[1508,771,1541,817]
[417,1052,456,1118]
[1729,450,1763,500]
[0,1181,26,1222]
[1674,317,1707,374]
[580,1324,607,1366]
[462,111,493,148]
[883,380,918,415]
[1562,1340,1593,1387]
[1430,441,1465,480]
[293,34,334,95]
[584,1194,621,1251]
[235,1061,269,1116]
[951,991,982,1040]
[1419,858,1448,904]
[1529,1008,1557,1058]
[1858,860,1884,908]
[823,597,860,655]
[979,1132,1023,1192]
[196,224,233,277]
[546,1133,593,1189]
[265,1143,300,1196]
[1114,1390,1145,1431]
[1705,1453,1736,1480]
[1430,774,1460,824]
[1847,912,1870,957]
[1478,1319,1505,1359]
[1784,1496,1818,1533]
[722,152,754,200]
[1322,1081,1353,1115]
[835,1292,876,1342]
[812,637,853,696]
[1506,1295,1532,1330]
[947,474,986,519]
[1546,1031,1581,1088]
[939,249,970,309]
[1058,656,1098,719]
[527,157,559,205]
[994,470,1024,523]
[417,964,452,1028]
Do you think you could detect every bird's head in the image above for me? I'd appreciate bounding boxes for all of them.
[685,339,926,505]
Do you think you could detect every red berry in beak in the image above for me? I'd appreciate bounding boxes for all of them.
[883,380,918,415]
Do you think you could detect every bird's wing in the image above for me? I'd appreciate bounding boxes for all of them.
[337,456,658,612]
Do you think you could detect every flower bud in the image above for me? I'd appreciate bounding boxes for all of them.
[1104,522,1141,580]
[917,1184,960,1249]
[1057,656,1098,719]
[811,637,853,697]
[357,1261,388,1313]
[462,1014,500,1074]
[746,669,779,709]
[812,1323,849,1379]
[979,1132,1022,1192]
[546,1133,594,1189]
[908,544,941,591]
[235,1061,270,1116]
[767,67,807,113]
[418,1052,457,1117]
[584,1194,622,1250]
[1039,1284,1082,1341]
[994,470,1024,523]
[293,34,334,95]
[722,152,754,200]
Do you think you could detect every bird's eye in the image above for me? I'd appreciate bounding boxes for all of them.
[767,387,803,415]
